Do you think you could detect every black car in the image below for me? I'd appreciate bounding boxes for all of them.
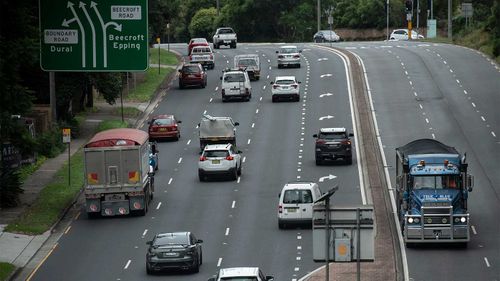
[146,232,203,274]
[313,128,353,165]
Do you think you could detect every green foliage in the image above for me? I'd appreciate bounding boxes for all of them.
[125,67,173,102]
[17,156,47,183]
[0,163,24,208]
[97,120,129,132]
[35,126,65,158]
[149,48,179,65]
[91,73,123,105]
[189,8,218,39]
[111,107,142,118]
[0,262,16,281]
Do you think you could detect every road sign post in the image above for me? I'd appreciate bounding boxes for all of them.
[39,0,149,71]
[62,128,71,186]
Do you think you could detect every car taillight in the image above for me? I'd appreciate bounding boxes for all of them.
[245,88,249,94]
[278,205,283,214]
[210,54,213,60]
[293,55,300,58]
[342,140,351,145]
[199,156,206,161]
[171,126,177,131]
[195,73,202,77]
[316,139,326,144]
[278,55,284,59]
[226,155,234,161]
[273,85,279,89]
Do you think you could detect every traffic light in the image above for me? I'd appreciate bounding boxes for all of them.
[405,0,413,12]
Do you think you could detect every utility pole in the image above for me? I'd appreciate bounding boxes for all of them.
[386,0,390,40]
[416,0,420,30]
[447,0,452,39]
[406,0,413,40]
[216,0,220,16]
[49,72,57,123]
[317,0,321,32]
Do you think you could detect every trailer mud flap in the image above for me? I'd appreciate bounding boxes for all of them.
[86,198,101,213]
[101,200,130,216]
[129,195,146,211]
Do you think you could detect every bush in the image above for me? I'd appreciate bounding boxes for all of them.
[0,163,23,208]
[36,126,65,158]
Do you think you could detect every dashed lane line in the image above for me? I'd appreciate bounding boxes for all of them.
[217,258,223,267]
[142,229,148,237]
[156,202,162,210]
[231,201,236,208]
[124,260,131,270]
[168,178,173,185]
[177,157,182,164]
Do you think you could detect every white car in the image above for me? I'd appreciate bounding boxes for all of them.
[190,46,215,69]
[276,45,301,68]
[207,267,274,281]
[270,76,301,102]
[220,69,252,102]
[389,29,425,41]
[278,181,322,229]
[198,144,242,181]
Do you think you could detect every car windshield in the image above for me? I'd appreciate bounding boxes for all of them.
[193,39,206,43]
[183,66,200,73]
[276,79,295,85]
[280,48,297,54]
[204,150,229,158]
[283,189,313,204]
[224,73,245,82]
[319,132,346,139]
[237,59,257,66]
[153,118,173,125]
[220,278,258,281]
[154,234,188,246]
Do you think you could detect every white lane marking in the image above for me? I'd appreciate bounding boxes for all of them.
[251,123,255,128]
[247,139,251,145]
[297,175,301,179]
[217,258,223,267]
[464,90,468,95]
[242,157,246,163]
[225,228,230,236]
[203,110,207,114]
[267,59,270,63]
[156,202,162,210]
[297,168,301,172]
[209,98,213,103]
[409,81,413,86]
[142,229,148,237]
[269,66,271,70]
[178,157,182,164]
[419,104,423,109]
[443,61,447,64]
[259,96,263,101]
[484,257,491,267]
[263,85,266,90]
[456,79,461,84]
[168,178,173,185]
[319,93,333,97]
[405,71,408,75]
[492,131,497,137]
[432,133,436,139]
[237,177,241,183]
[401,62,404,66]
[297,235,302,240]
[294,267,300,271]
[196,124,199,129]
[481,116,486,122]
[319,115,334,120]
[414,92,418,97]
[318,58,328,61]
[471,225,477,235]
[231,201,236,208]
[297,246,302,250]
[124,260,131,269]
[256,109,259,114]
[450,69,454,73]
[320,74,333,78]
[425,118,430,123]
[215,86,219,91]
[226,60,229,64]
[296,256,302,260]
[266,75,269,79]
[187,139,191,145]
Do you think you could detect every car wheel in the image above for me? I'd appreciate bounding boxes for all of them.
[315,158,322,166]
[179,82,184,89]
[139,197,148,216]
[346,157,353,165]
[297,63,301,68]
[278,221,285,229]
[200,251,203,265]
[198,171,205,182]
[295,95,300,102]
[230,168,238,180]
[146,263,153,275]
[87,212,100,219]
[192,257,200,273]
[277,64,281,69]
[174,134,179,141]
[222,97,228,103]
[237,164,242,176]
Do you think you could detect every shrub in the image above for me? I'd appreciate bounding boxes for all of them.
[0,163,23,208]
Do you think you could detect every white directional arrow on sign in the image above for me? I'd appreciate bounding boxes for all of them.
[320,74,333,78]
[319,115,334,121]
[319,93,333,98]
[67,1,86,67]
[62,18,77,27]
[92,1,122,67]
[319,174,337,182]
[80,1,96,67]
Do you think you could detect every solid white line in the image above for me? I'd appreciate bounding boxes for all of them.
[484,257,491,267]
[142,229,148,237]
[225,228,230,236]
[156,202,162,210]
[242,157,246,163]
[124,260,131,269]
[232,201,236,208]
[471,225,477,235]
[178,157,182,164]
[251,123,255,128]
[187,139,191,145]
[247,139,251,145]
[217,258,223,267]
[168,178,173,185]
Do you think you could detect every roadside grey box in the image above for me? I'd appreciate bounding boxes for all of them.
[312,205,374,262]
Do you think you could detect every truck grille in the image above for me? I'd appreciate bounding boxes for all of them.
[422,205,452,225]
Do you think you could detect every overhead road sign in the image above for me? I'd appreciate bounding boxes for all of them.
[39,0,149,71]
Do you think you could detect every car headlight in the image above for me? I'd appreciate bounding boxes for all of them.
[460,217,466,223]
[408,217,414,224]
[441,218,448,224]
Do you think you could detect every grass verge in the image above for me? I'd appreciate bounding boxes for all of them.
[97,120,129,132]
[126,67,173,102]
[17,156,47,183]
[0,262,15,281]
[111,107,142,118]
[149,48,179,65]
[5,121,128,235]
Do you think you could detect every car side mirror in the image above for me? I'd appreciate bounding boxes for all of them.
[234,122,240,126]
[197,239,203,243]
[177,120,182,124]
[266,277,274,281]
[349,133,354,137]
[238,150,242,154]
[146,241,152,245]
[208,278,216,281]
[313,134,318,138]
[275,51,279,53]
[270,81,274,85]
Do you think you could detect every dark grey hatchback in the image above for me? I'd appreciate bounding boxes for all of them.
[146,232,203,274]
[313,128,354,165]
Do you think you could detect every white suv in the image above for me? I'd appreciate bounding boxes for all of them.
[270,76,301,102]
[220,69,252,102]
[278,181,322,229]
[276,45,301,68]
[208,267,274,281]
[198,144,242,181]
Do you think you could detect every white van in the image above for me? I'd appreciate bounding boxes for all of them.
[220,69,252,102]
[277,181,322,229]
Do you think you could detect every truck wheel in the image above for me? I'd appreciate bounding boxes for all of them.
[192,257,200,273]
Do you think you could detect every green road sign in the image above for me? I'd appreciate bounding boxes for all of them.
[39,0,148,71]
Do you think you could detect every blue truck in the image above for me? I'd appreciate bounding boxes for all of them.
[395,139,474,246]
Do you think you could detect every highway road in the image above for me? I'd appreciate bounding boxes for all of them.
[28,43,364,281]
[339,41,500,281]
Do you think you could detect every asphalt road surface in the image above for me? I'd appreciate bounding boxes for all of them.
[28,43,364,281]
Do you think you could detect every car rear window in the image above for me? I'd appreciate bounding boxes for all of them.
[237,59,257,66]
[204,150,229,158]
[319,132,346,139]
[224,73,245,82]
[280,48,297,54]
[183,66,200,73]
[219,28,234,34]
[154,234,188,246]
[276,79,295,85]
[283,189,313,204]
[220,278,258,281]
[153,118,174,125]
[193,47,211,53]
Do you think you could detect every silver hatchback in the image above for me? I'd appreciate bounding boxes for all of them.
[198,144,242,181]
[276,45,301,68]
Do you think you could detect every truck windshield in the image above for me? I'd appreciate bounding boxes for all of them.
[411,175,460,189]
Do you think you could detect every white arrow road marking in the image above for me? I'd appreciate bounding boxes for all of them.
[62,18,76,27]
[318,58,328,61]
[319,115,334,120]
[319,174,337,182]
[319,93,333,98]
[320,74,333,78]
[80,2,97,67]
[67,1,86,67]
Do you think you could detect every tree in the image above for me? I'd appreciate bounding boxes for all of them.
[189,8,218,39]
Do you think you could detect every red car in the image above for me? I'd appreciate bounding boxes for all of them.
[148,115,181,141]
[188,38,209,55]
[178,63,207,89]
